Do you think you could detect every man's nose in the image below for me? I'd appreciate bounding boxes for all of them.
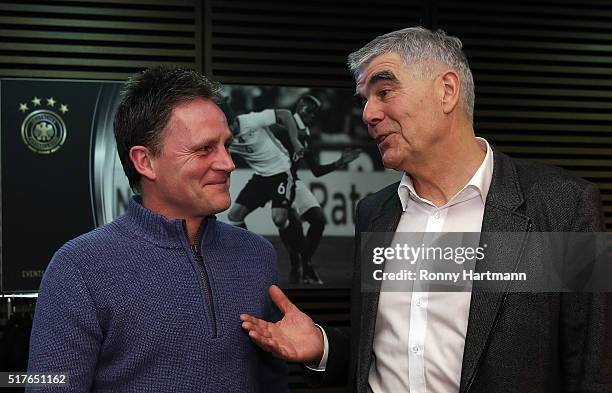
[215,147,235,173]
[362,100,384,127]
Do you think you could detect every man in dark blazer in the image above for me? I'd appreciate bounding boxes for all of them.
[241,27,611,392]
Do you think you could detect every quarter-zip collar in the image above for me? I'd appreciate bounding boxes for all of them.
[124,196,217,249]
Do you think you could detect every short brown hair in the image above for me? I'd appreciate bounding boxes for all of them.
[114,66,222,192]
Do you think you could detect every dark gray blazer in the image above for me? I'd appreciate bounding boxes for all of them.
[307,150,612,393]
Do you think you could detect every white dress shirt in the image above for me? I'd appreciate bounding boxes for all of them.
[309,138,494,393]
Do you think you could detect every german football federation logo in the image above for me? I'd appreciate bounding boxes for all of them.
[19,96,68,154]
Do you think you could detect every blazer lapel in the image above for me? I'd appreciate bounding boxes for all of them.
[459,151,532,393]
[356,188,403,391]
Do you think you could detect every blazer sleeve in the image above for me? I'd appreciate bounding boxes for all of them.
[560,183,612,392]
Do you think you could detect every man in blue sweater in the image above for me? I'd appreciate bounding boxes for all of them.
[27,66,289,393]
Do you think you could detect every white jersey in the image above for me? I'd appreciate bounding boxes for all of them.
[229,109,291,176]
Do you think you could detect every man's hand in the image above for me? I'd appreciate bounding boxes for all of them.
[240,285,324,363]
[337,148,362,167]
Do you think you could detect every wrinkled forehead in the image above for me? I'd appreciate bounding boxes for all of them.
[356,54,446,93]
[355,55,403,94]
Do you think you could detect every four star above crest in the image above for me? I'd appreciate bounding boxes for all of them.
[19,97,70,113]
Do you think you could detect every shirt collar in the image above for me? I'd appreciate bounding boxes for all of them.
[398,137,494,211]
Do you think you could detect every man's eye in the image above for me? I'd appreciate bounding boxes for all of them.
[378,89,390,99]
[200,146,213,153]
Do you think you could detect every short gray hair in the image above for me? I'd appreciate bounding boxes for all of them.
[347,27,475,121]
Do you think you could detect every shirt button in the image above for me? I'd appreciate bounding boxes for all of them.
[434,211,441,219]
[411,345,421,354]
[415,298,423,307]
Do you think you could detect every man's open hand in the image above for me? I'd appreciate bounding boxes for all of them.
[240,285,324,363]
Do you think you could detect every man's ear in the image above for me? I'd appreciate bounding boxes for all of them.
[440,69,461,115]
[129,146,157,181]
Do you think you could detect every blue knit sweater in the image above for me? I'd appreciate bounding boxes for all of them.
[27,197,288,392]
